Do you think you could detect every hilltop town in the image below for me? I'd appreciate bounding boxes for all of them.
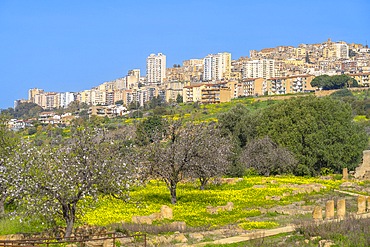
[13,38,370,120]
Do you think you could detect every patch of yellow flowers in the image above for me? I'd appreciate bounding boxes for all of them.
[80,176,342,228]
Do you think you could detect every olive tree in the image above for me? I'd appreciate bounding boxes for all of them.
[15,126,137,237]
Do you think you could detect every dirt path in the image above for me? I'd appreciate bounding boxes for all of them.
[189,225,296,246]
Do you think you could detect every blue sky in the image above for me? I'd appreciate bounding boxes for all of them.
[1,0,369,109]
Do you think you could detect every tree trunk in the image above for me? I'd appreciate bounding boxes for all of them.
[62,203,76,238]
[169,182,177,204]
[199,178,208,190]
[0,196,5,217]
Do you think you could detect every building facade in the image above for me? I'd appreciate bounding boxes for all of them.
[146,53,166,84]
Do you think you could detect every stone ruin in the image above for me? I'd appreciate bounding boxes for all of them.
[206,202,234,214]
[354,150,370,180]
[313,195,370,221]
[132,205,173,225]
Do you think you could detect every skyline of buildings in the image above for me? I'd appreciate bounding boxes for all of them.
[15,38,370,113]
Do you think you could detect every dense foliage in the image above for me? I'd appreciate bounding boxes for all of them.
[310,74,358,90]
[257,96,368,175]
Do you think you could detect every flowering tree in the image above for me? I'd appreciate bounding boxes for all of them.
[15,126,137,237]
[0,115,19,217]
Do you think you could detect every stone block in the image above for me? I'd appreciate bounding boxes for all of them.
[357,195,366,214]
[148,212,162,221]
[325,200,334,220]
[161,205,173,219]
[174,233,188,243]
[337,199,346,220]
[132,215,152,225]
[312,206,323,221]
[342,168,348,180]
[170,221,186,232]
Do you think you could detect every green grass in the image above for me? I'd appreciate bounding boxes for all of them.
[0,217,46,234]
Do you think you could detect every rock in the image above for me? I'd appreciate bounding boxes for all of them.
[283,192,291,197]
[304,239,309,244]
[161,205,173,219]
[85,240,104,247]
[174,233,188,243]
[206,205,219,214]
[148,212,162,221]
[252,185,266,189]
[318,239,335,247]
[66,245,78,247]
[170,221,186,232]
[132,215,152,225]
[103,239,113,247]
[189,233,204,241]
[340,182,354,187]
[224,202,234,211]
[312,206,323,221]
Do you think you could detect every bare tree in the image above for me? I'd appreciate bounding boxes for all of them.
[15,126,137,238]
[188,124,233,190]
[143,121,232,204]
[240,136,298,176]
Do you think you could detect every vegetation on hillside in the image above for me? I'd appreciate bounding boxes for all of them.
[1,91,370,237]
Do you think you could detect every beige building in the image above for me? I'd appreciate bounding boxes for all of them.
[201,84,231,104]
[34,92,60,110]
[239,78,266,96]
[183,84,205,103]
[164,81,185,102]
[348,72,370,87]
[267,75,315,95]
[28,88,44,102]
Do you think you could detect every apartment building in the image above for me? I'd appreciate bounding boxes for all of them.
[28,88,44,102]
[239,78,267,97]
[146,53,166,84]
[59,92,75,108]
[201,84,231,104]
[348,72,370,87]
[183,84,204,103]
[33,92,60,110]
[242,59,275,79]
[203,52,231,81]
[267,75,315,95]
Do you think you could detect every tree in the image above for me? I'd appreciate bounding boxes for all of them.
[143,121,232,204]
[176,94,183,104]
[257,96,368,174]
[240,136,298,176]
[218,104,259,147]
[187,123,233,190]
[15,126,136,237]
[218,104,261,176]
[135,115,166,146]
[13,102,43,119]
[311,74,358,90]
[0,115,20,216]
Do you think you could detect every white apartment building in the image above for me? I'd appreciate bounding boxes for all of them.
[203,52,231,81]
[146,53,166,84]
[59,92,75,108]
[335,43,349,59]
[242,59,275,79]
